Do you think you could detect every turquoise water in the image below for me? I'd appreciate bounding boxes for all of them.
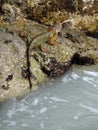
[0,65,98,130]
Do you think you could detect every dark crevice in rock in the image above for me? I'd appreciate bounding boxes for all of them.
[86,31,98,39]
[71,53,94,65]
[41,61,71,77]
[60,0,76,12]
[1,83,10,90]
[43,57,71,77]
[33,54,71,77]
[4,39,12,44]
[6,74,13,82]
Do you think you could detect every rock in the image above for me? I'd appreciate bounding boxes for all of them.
[80,36,98,63]
[75,0,98,14]
[0,21,50,101]
[1,3,23,22]
[0,28,30,101]
[31,43,74,77]
[0,21,75,101]
[27,0,42,8]
[60,22,98,64]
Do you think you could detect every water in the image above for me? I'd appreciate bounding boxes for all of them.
[0,65,98,130]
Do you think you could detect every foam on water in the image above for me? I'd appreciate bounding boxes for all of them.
[84,70,98,77]
[49,96,69,103]
[79,103,98,114]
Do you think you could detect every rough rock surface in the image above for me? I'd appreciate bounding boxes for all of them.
[0,21,75,101]
[0,28,31,101]
[59,22,98,64]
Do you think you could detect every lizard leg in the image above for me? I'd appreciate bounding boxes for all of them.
[50,33,60,46]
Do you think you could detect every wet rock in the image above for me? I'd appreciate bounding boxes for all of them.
[0,0,42,16]
[0,21,50,101]
[28,1,69,25]
[0,0,98,19]
[60,22,98,64]
[30,39,75,78]
[27,0,42,8]
[80,36,98,63]
[76,0,98,15]
[0,29,30,101]
[1,3,23,22]
[58,0,98,15]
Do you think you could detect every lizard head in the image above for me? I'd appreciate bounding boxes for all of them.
[52,23,62,33]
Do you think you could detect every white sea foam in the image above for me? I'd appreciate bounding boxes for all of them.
[17,103,28,112]
[84,70,98,77]
[7,121,16,126]
[21,123,28,127]
[32,98,39,106]
[71,72,80,80]
[73,112,83,120]
[40,121,44,129]
[79,103,98,113]
[40,107,48,114]
[62,75,71,83]
[49,96,69,103]
[73,115,79,120]
[2,120,16,126]
[7,109,16,118]
[83,77,94,84]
